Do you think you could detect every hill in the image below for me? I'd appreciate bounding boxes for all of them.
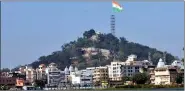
[12,29,175,71]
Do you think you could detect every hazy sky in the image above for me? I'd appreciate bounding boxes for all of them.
[1,2,184,69]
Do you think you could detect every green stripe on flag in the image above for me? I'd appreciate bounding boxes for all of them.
[113,7,122,13]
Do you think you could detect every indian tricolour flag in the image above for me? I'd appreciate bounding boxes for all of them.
[112,0,123,12]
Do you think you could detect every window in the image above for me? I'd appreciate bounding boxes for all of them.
[135,70,138,72]
[128,74,130,76]
[113,67,117,70]
[81,79,90,81]
[135,67,139,69]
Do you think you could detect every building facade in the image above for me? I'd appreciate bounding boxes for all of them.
[69,66,94,87]
[36,64,47,80]
[154,58,179,85]
[25,66,36,84]
[46,63,66,87]
[108,61,124,81]
[93,66,109,86]
[108,54,152,81]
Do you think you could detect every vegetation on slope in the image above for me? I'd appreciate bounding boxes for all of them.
[12,29,175,71]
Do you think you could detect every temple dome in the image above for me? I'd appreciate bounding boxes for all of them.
[157,58,165,68]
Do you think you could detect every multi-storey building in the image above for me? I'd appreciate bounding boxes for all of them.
[36,64,47,80]
[93,66,109,86]
[108,54,152,81]
[46,63,66,87]
[108,61,124,81]
[147,65,155,84]
[25,66,36,84]
[0,72,17,88]
[69,66,94,87]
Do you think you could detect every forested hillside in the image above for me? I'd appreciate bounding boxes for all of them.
[13,29,175,71]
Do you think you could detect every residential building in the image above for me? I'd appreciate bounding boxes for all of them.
[108,61,124,81]
[93,66,109,86]
[70,71,81,85]
[80,68,94,87]
[147,65,155,84]
[0,72,9,77]
[15,78,25,87]
[69,66,94,87]
[108,54,152,81]
[46,63,66,87]
[36,64,47,80]
[80,74,93,87]
[0,76,16,88]
[25,66,36,84]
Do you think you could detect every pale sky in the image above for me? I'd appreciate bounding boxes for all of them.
[1,2,184,68]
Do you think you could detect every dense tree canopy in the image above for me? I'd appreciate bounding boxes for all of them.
[132,73,149,84]
[176,75,183,84]
[34,80,46,89]
[12,29,175,71]
[0,68,10,72]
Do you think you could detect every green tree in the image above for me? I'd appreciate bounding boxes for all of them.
[13,29,176,71]
[1,68,10,72]
[34,80,46,90]
[83,29,96,39]
[132,73,149,84]
[176,75,183,84]
[122,76,131,84]
[182,58,184,63]
[78,62,86,70]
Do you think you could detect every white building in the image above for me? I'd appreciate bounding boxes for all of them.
[81,47,110,58]
[108,61,125,81]
[108,54,152,81]
[171,60,184,70]
[154,58,182,85]
[69,66,94,87]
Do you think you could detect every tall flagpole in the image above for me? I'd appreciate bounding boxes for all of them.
[111,15,116,61]
[111,15,115,36]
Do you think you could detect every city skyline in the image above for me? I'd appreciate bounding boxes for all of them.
[2,2,184,68]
